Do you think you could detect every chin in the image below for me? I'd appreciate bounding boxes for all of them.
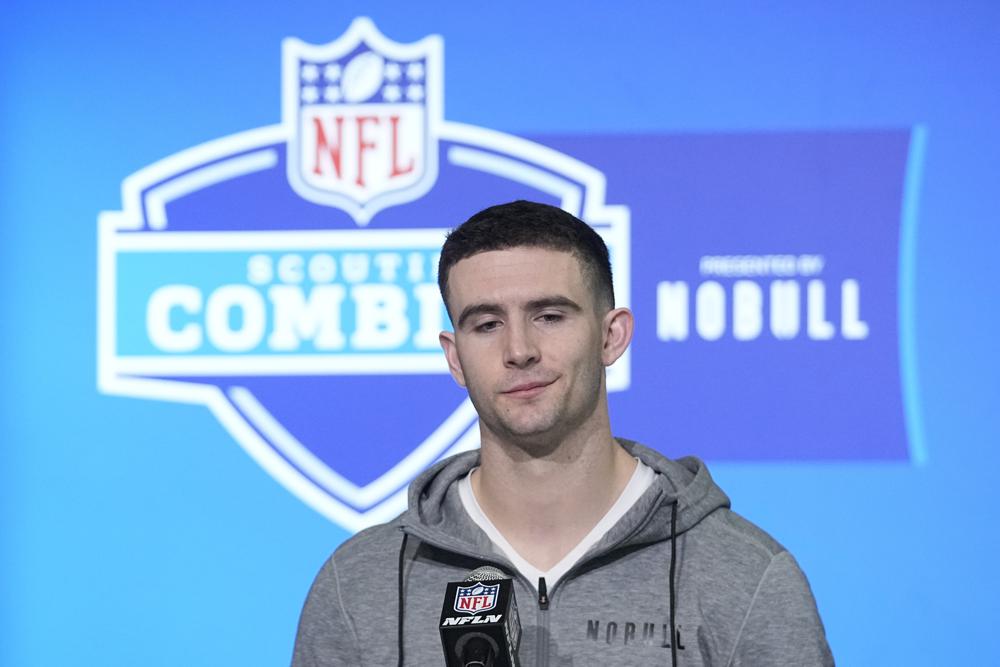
[497,418,567,450]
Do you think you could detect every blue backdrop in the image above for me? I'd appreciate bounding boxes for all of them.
[3,3,999,664]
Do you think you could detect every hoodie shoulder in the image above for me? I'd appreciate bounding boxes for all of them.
[328,517,407,581]
[706,505,787,558]
[334,517,404,557]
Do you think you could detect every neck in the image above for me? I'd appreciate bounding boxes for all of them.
[473,413,637,571]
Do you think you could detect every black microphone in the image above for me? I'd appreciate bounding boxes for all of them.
[439,566,521,667]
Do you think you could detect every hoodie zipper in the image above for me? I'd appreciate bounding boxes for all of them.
[536,577,549,667]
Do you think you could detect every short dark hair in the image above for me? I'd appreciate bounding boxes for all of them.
[438,200,614,315]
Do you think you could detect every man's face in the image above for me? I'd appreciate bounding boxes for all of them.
[439,247,624,449]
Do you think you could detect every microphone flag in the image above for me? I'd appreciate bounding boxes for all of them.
[439,567,521,667]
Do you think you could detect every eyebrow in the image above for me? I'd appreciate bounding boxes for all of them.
[456,296,583,329]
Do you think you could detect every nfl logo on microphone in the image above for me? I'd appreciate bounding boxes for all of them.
[454,582,500,615]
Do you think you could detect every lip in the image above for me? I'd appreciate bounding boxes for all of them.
[501,379,555,399]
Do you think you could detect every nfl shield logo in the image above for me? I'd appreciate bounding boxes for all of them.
[282,18,442,225]
[454,582,500,615]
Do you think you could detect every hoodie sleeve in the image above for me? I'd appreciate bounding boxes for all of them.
[729,550,834,666]
[291,556,363,667]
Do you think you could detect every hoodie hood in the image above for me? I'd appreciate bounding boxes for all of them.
[399,438,730,565]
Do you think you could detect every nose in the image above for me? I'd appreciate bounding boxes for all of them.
[503,318,540,369]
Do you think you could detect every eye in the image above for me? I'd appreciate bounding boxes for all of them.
[475,319,502,333]
[537,312,564,324]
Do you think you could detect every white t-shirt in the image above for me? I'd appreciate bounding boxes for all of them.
[458,459,656,591]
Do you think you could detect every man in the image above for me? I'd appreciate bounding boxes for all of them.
[292,200,834,666]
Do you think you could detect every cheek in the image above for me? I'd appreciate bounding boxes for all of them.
[556,331,602,365]
[455,344,496,386]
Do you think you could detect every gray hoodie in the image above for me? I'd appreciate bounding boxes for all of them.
[292,440,834,666]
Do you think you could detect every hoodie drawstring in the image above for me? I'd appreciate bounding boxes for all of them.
[669,498,678,667]
[397,531,409,667]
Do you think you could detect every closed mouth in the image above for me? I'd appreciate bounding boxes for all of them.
[502,379,556,396]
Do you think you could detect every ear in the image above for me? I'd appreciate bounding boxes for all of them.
[601,307,634,367]
[439,330,467,387]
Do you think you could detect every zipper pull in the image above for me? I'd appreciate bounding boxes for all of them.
[537,577,549,610]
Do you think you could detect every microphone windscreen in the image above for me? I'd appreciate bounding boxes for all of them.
[464,566,509,582]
